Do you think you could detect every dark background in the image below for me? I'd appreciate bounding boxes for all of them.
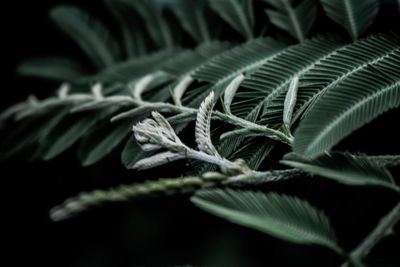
[2,1,400,267]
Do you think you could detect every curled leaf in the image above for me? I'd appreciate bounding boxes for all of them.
[195,91,219,156]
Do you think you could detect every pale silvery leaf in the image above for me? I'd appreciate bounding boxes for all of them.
[283,76,299,129]
[195,91,220,157]
[173,75,194,106]
[91,82,104,100]
[57,83,71,99]
[133,151,186,170]
[71,95,134,113]
[224,74,245,113]
[132,73,156,100]
[132,112,185,152]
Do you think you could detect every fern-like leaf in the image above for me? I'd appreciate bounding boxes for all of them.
[260,33,400,127]
[264,0,318,42]
[50,6,120,69]
[209,0,254,39]
[104,0,147,57]
[50,177,205,221]
[188,38,286,108]
[18,57,87,82]
[77,120,132,166]
[281,152,399,193]
[320,0,380,40]
[169,0,211,43]
[121,0,173,49]
[191,189,342,254]
[293,54,400,158]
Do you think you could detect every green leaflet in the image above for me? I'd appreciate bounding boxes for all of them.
[50,6,120,69]
[209,0,254,39]
[213,36,344,170]
[77,120,132,166]
[18,57,87,82]
[104,0,147,57]
[161,41,232,77]
[321,0,380,40]
[293,54,400,159]
[0,107,69,161]
[229,138,275,170]
[260,33,400,127]
[188,38,286,108]
[38,108,116,160]
[84,50,176,84]
[281,152,399,193]
[50,176,206,221]
[168,0,211,43]
[120,0,173,49]
[264,0,318,42]
[233,35,345,121]
[192,189,343,254]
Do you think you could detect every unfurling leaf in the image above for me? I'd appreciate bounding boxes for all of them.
[195,91,220,156]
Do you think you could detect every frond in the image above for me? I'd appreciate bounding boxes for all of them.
[320,0,380,40]
[281,152,399,192]
[209,0,254,39]
[120,0,173,49]
[86,50,176,84]
[264,0,318,42]
[0,107,69,161]
[293,51,400,158]
[191,189,342,253]
[232,35,345,121]
[38,108,115,160]
[188,37,286,107]
[18,57,87,82]
[50,176,206,221]
[50,6,120,69]
[77,120,132,166]
[104,0,147,57]
[168,0,211,43]
[161,41,232,77]
[260,33,400,127]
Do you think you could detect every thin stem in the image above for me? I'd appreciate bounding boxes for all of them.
[344,202,400,266]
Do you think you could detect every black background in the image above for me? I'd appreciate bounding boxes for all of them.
[2,1,400,267]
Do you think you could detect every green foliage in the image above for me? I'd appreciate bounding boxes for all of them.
[293,50,400,158]
[17,57,88,82]
[209,0,255,39]
[320,0,380,40]
[120,0,173,49]
[281,152,400,193]
[50,6,120,69]
[264,0,318,42]
[168,0,211,43]
[3,0,400,265]
[192,189,342,253]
